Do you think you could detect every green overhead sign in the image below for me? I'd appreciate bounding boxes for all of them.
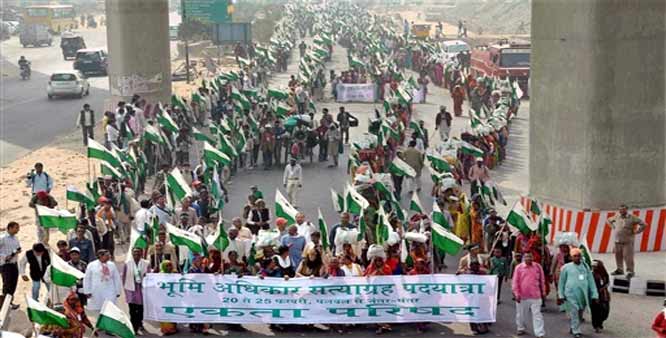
[184,0,230,23]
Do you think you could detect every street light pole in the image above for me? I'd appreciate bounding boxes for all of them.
[181,0,191,84]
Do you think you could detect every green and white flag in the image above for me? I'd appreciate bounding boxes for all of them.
[171,95,187,111]
[157,111,180,134]
[395,86,412,105]
[209,165,225,211]
[331,188,344,213]
[166,167,192,203]
[268,88,289,100]
[432,223,464,255]
[238,57,251,67]
[345,184,369,215]
[579,242,593,269]
[143,125,164,144]
[192,127,216,145]
[409,191,424,214]
[349,56,366,69]
[459,141,484,157]
[373,181,395,204]
[36,205,78,233]
[317,208,329,251]
[218,133,238,158]
[206,219,229,252]
[538,212,552,241]
[87,138,122,170]
[431,202,451,229]
[49,250,84,287]
[274,102,291,118]
[375,205,390,245]
[165,223,204,254]
[409,120,424,138]
[506,202,537,235]
[129,228,148,250]
[66,185,95,208]
[426,153,451,173]
[96,301,135,338]
[275,189,298,224]
[530,199,542,216]
[27,296,69,328]
[203,142,231,166]
[100,161,122,179]
[388,156,416,177]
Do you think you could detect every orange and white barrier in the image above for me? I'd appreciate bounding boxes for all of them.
[520,197,666,253]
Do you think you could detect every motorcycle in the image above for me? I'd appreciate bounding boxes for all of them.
[20,62,31,80]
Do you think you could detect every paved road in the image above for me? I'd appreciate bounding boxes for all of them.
[0,27,110,165]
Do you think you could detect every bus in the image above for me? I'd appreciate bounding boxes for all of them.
[23,5,77,34]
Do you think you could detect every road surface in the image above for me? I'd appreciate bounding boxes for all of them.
[0,26,110,166]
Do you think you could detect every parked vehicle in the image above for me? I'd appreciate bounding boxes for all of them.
[441,40,470,61]
[60,32,86,60]
[47,71,90,99]
[73,48,107,76]
[471,39,530,97]
[19,24,53,47]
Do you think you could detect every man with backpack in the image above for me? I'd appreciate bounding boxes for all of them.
[27,162,53,195]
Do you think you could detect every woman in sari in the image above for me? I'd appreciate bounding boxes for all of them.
[48,293,94,338]
[159,260,178,335]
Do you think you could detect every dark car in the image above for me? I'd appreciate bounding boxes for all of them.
[60,33,86,60]
[73,48,107,76]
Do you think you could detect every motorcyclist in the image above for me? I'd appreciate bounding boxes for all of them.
[18,56,31,78]
[18,56,30,69]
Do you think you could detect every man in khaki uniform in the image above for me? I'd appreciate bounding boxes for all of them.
[606,205,646,278]
[401,140,424,193]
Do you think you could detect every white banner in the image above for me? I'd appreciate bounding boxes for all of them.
[336,83,377,102]
[143,273,497,324]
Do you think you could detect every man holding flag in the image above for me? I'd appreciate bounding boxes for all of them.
[122,247,149,335]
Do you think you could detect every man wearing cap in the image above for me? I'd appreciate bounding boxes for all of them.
[67,247,88,305]
[29,190,58,244]
[468,157,490,196]
[558,248,599,338]
[606,204,647,278]
[435,106,453,141]
[283,158,303,206]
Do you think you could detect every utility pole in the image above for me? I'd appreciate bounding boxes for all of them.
[181,0,191,83]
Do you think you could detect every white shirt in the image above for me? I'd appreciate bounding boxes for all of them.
[77,109,95,127]
[106,125,119,143]
[224,238,251,261]
[296,221,315,244]
[0,233,21,265]
[150,205,172,226]
[83,260,122,310]
[134,208,151,233]
[19,252,45,276]
[283,163,303,185]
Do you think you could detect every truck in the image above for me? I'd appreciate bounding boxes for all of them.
[470,39,530,97]
[19,23,53,47]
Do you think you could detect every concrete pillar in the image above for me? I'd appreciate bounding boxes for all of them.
[105,0,171,104]
[530,0,666,210]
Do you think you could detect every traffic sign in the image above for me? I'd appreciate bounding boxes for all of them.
[184,0,230,24]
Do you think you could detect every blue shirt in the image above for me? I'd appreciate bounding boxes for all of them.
[280,235,306,268]
[30,172,53,194]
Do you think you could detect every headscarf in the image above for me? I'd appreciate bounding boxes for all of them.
[160,260,173,273]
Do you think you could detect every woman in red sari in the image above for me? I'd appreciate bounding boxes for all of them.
[452,85,465,116]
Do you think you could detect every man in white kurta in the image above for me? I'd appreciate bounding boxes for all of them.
[83,250,122,312]
[223,228,251,262]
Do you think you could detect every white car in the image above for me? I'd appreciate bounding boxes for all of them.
[47,71,90,99]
